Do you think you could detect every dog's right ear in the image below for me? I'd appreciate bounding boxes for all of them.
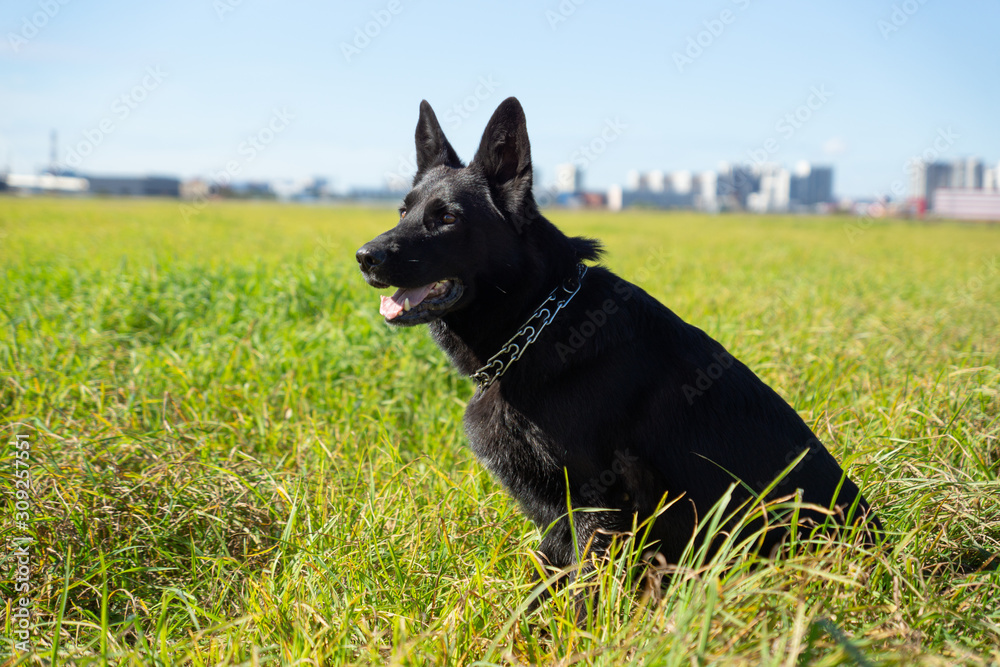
[414,100,463,182]
[470,97,536,218]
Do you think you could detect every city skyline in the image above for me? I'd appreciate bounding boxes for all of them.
[2,1,998,198]
[9,124,1000,210]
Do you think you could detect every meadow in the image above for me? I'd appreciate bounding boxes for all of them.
[1,197,998,665]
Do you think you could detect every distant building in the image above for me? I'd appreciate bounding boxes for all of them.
[554,190,606,209]
[747,164,790,212]
[950,157,983,190]
[911,161,954,210]
[2,172,180,197]
[716,163,759,210]
[984,164,999,192]
[668,170,692,195]
[789,162,834,208]
[607,184,623,211]
[554,163,583,194]
[87,175,180,197]
[180,179,211,200]
[912,157,994,209]
[298,176,333,201]
[933,189,1000,221]
[694,171,718,212]
[789,162,809,205]
[346,186,407,202]
[606,160,842,213]
[218,181,276,199]
[950,160,967,190]
[2,173,88,193]
[808,164,832,204]
[909,156,999,217]
[270,177,335,200]
[609,187,695,211]
[646,169,666,192]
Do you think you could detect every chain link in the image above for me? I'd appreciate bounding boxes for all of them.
[472,263,588,390]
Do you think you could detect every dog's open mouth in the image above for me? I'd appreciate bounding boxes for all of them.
[378,278,464,325]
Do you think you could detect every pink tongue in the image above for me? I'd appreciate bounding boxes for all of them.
[379,283,435,320]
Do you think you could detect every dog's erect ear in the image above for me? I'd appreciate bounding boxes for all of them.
[472,97,536,214]
[415,100,463,182]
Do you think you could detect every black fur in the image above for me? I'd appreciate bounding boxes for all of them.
[357,97,882,582]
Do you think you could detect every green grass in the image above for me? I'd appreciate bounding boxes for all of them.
[1,197,998,665]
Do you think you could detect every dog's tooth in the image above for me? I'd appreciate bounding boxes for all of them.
[404,297,411,312]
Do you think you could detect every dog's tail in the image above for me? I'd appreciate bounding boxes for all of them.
[955,547,999,573]
[922,546,999,575]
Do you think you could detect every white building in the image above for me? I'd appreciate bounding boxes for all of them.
[747,164,790,212]
[607,184,623,212]
[695,171,718,212]
[952,157,984,189]
[669,170,692,195]
[982,161,999,191]
[3,173,88,193]
[554,163,583,194]
[646,169,666,192]
[626,169,643,191]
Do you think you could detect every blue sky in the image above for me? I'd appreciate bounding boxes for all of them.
[1,0,997,198]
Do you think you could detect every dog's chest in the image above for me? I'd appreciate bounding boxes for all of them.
[463,390,566,519]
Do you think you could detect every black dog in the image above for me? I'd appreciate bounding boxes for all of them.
[357,97,881,585]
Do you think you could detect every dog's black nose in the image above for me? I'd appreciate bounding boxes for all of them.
[356,245,386,272]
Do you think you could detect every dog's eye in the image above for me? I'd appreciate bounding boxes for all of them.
[399,209,407,219]
[441,213,457,225]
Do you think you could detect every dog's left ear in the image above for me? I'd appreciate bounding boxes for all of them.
[415,100,463,182]
[472,97,536,216]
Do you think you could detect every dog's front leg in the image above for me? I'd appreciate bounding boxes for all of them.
[529,513,622,624]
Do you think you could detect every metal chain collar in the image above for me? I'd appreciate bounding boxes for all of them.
[471,263,588,390]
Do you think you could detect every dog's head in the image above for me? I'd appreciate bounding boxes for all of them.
[356,97,598,327]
